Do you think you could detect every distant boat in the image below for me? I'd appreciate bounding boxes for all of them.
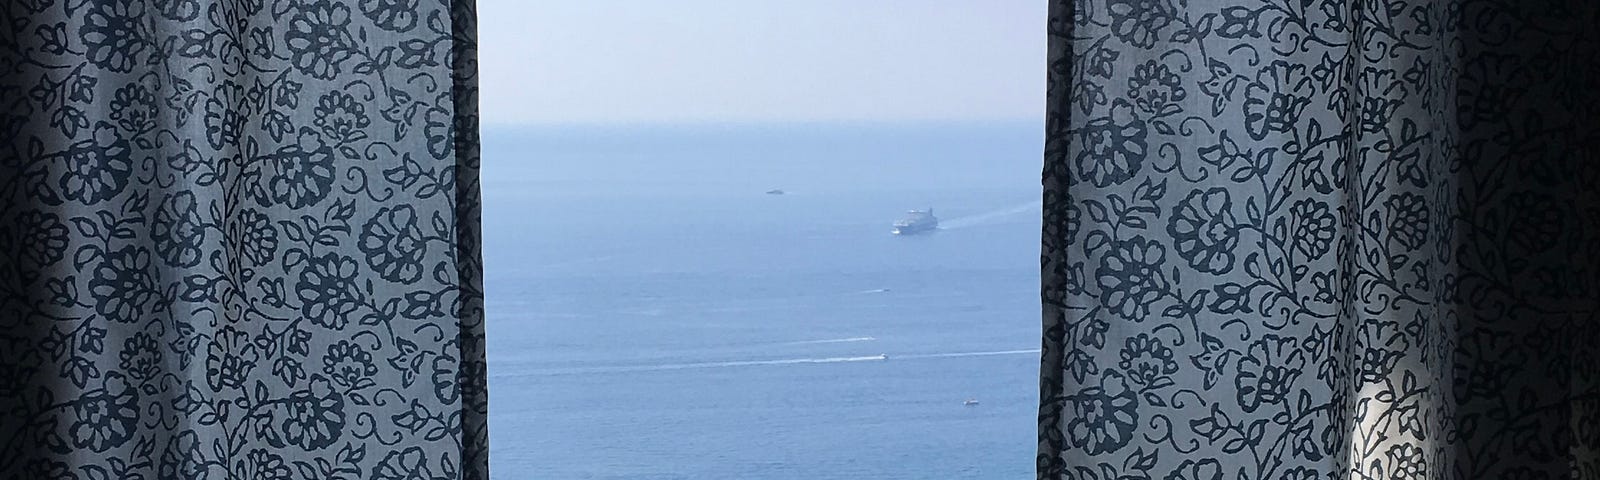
[963,399,980,406]
[892,208,938,235]
[766,189,785,195]
[876,354,889,360]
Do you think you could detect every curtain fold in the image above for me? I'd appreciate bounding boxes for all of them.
[1040,0,1600,479]
[0,0,487,478]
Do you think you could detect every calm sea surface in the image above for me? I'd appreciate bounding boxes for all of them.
[482,122,1042,479]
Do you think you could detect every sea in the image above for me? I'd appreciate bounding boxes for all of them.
[481,121,1043,479]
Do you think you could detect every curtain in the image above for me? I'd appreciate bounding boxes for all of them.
[0,0,487,478]
[1040,0,1599,479]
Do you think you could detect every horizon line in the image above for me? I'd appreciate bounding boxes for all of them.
[478,116,1044,130]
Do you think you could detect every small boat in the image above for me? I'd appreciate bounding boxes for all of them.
[876,354,889,360]
[963,399,980,406]
[766,189,785,195]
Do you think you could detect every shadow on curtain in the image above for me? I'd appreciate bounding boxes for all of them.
[1040,0,1599,478]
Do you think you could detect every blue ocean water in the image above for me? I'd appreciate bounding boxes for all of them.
[482,122,1043,479]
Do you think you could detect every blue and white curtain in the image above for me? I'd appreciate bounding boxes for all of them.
[0,0,487,478]
[1040,0,1600,479]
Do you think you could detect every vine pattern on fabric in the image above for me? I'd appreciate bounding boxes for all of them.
[1040,0,1600,479]
[0,0,487,478]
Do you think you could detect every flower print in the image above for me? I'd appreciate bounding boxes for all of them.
[1167,188,1240,274]
[359,0,419,32]
[1311,53,1347,112]
[1310,271,1336,303]
[1086,47,1120,79]
[322,340,377,389]
[59,124,132,205]
[236,449,292,480]
[274,80,303,109]
[359,205,428,283]
[1356,320,1406,384]
[313,91,370,143]
[89,246,157,324]
[1235,335,1303,412]
[1383,192,1429,251]
[69,374,138,452]
[248,26,275,58]
[205,325,258,391]
[23,459,76,480]
[109,83,156,134]
[372,446,431,480]
[1505,192,1562,253]
[80,0,148,72]
[431,353,459,403]
[33,18,69,55]
[1280,466,1320,480]
[1244,61,1313,140]
[19,210,69,267]
[296,253,361,329]
[1316,0,1348,33]
[396,37,440,68]
[1106,0,1175,48]
[1096,236,1168,321]
[154,191,206,268]
[1197,131,1250,172]
[160,431,212,480]
[1063,261,1087,296]
[1075,101,1147,187]
[118,333,163,381]
[262,109,293,142]
[284,1,356,80]
[203,84,246,150]
[1164,459,1222,480]
[1064,371,1139,455]
[1386,444,1426,480]
[458,338,488,407]
[1458,53,1524,133]
[229,209,278,266]
[423,106,455,160]
[1292,199,1337,258]
[1356,67,1404,134]
[152,0,201,21]
[265,130,336,208]
[269,376,345,450]
[1119,333,1178,387]
[1128,60,1186,115]
[68,76,96,104]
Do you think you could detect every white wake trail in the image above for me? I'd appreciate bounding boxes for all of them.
[495,349,1041,378]
[896,349,1041,360]
[508,355,890,376]
[938,200,1042,230]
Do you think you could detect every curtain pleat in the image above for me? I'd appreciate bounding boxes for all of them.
[0,0,488,477]
[1039,0,1600,479]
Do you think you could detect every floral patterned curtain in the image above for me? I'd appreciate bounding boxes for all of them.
[0,0,487,478]
[1040,0,1600,479]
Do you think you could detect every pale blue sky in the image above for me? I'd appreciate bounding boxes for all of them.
[478,1,1046,125]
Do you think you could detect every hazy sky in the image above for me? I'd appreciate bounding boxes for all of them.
[478,1,1046,126]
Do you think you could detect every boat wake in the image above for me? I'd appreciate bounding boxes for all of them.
[938,200,1042,230]
[502,355,889,377]
[493,349,1040,378]
[895,349,1040,360]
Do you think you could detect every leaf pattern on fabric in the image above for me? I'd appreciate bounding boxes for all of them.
[1040,1,1600,479]
[0,0,486,478]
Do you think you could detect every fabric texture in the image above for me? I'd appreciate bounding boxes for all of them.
[0,0,487,478]
[1040,0,1600,479]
